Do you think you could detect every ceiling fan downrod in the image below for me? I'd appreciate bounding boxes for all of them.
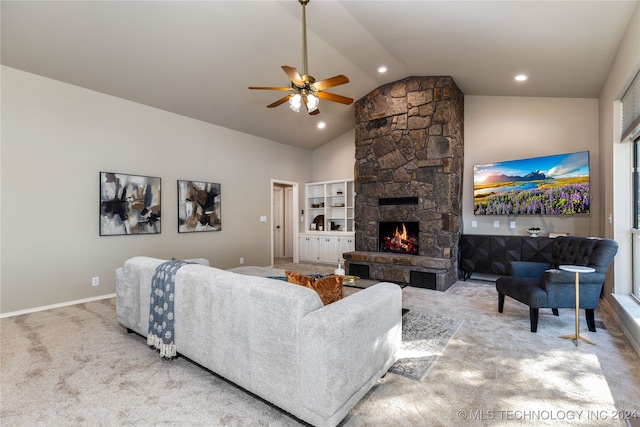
[300,0,310,81]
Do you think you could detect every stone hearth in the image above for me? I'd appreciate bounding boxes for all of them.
[344,76,464,291]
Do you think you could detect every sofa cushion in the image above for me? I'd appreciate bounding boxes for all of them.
[285,271,344,305]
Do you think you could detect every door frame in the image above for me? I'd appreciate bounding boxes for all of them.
[270,179,299,266]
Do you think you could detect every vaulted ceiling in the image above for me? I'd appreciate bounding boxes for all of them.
[2,1,637,150]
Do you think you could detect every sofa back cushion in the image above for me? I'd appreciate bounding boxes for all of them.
[173,266,323,412]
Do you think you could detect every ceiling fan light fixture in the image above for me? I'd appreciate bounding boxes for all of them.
[307,93,319,112]
[289,94,302,112]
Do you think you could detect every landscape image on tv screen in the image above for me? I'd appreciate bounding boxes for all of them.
[474,151,590,215]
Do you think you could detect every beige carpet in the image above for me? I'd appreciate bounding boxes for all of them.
[2,263,639,426]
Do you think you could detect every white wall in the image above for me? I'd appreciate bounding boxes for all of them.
[0,66,314,314]
[463,96,599,237]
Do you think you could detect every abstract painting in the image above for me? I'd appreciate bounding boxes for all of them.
[177,180,221,232]
[100,172,161,235]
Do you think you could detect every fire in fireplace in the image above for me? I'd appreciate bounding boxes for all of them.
[379,221,419,255]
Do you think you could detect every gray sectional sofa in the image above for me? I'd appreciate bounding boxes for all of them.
[116,256,402,427]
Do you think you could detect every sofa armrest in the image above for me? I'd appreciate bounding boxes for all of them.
[298,282,402,421]
[507,261,550,278]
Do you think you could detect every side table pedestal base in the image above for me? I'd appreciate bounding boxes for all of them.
[559,333,596,346]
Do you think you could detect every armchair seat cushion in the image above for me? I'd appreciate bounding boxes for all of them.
[496,277,547,308]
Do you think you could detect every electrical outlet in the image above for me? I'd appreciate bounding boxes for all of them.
[92,276,99,287]
[240,257,244,264]
[493,221,500,228]
[510,221,516,229]
[471,220,477,228]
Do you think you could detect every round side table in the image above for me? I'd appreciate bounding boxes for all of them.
[558,265,596,347]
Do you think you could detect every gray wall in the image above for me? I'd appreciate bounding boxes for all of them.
[311,129,356,183]
[1,66,314,314]
[600,1,640,353]
[463,96,599,237]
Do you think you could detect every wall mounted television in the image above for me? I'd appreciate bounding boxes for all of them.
[473,151,590,215]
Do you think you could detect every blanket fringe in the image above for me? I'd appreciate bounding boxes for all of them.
[147,334,177,359]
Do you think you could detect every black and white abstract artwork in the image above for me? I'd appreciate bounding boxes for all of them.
[177,180,221,233]
[100,172,161,235]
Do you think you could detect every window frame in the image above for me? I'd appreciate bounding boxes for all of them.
[633,135,640,301]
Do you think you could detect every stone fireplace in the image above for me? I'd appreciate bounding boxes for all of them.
[343,76,464,291]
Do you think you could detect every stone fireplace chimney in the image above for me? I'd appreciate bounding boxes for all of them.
[343,76,464,291]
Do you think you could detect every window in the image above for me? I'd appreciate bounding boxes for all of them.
[623,70,640,300]
[633,136,640,300]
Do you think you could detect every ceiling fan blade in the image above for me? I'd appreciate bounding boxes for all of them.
[282,66,304,86]
[309,108,320,116]
[316,91,354,105]
[267,95,293,108]
[248,86,292,91]
[311,75,349,91]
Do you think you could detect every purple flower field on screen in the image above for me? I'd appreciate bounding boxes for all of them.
[474,183,590,215]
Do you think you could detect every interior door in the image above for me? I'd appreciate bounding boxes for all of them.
[284,186,294,257]
[273,186,284,258]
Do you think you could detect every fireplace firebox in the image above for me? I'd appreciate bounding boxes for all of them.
[379,222,419,255]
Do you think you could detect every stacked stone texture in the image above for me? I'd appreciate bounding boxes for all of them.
[351,76,464,289]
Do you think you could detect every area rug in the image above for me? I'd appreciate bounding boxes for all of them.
[389,311,463,382]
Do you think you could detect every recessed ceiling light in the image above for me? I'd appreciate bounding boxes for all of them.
[377,66,387,73]
[515,74,528,82]
[317,122,326,129]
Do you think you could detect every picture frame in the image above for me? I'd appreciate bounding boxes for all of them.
[177,180,221,232]
[99,172,161,235]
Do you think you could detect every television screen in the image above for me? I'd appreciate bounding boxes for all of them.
[473,151,590,215]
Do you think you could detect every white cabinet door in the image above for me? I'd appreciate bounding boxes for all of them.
[298,234,318,262]
[319,236,340,264]
[299,235,320,262]
[299,235,311,261]
[338,236,355,259]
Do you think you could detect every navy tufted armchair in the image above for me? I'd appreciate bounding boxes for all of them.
[496,236,618,332]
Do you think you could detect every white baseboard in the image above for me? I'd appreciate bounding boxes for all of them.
[0,293,116,318]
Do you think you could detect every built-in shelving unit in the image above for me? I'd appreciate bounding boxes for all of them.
[305,179,354,232]
[300,179,355,264]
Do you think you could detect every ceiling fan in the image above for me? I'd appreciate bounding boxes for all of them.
[248,0,353,115]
